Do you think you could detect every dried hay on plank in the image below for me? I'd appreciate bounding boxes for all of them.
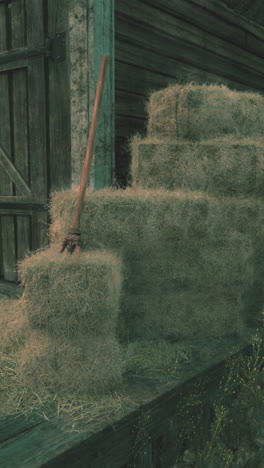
[18,247,123,338]
[147,84,264,141]
[131,136,264,197]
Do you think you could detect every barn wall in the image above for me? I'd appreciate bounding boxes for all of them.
[115,0,264,186]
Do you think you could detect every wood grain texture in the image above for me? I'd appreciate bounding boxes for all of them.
[0,3,16,280]
[88,0,115,189]
[47,0,71,193]
[0,146,30,196]
[116,0,264,76]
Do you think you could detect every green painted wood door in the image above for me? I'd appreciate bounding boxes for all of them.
[0,0,70,283]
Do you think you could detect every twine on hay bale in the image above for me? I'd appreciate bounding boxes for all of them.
[130,136,264,197]
[147,83,264,141]
[18,247,123,338]
[50,188,258,342]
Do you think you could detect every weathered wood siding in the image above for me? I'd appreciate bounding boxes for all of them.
[115,0,264,186]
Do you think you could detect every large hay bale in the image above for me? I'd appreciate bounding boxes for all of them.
[18,248,123,338]
[131,137,264,197]
[50,188,258,341]
[147,84,264,141]
[120,291,247,342]
[16,331,124,396]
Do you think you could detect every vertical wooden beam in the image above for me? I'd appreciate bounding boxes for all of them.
[26,0,48,251]
[47,0,71,193]
[0,1,16,281]
[87,0,115,189]
[11,0,30,265]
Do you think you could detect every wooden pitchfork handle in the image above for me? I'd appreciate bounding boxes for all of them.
[60,55,110,255]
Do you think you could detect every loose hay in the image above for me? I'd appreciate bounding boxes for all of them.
[0,297,135,425]
[123,339,192,375]
[18,247,123,338]
[131,137,264,197]
[147,84,264,141]
[50,188,257,341]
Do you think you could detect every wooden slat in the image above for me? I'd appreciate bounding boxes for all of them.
[47,0,71,193]
[25,0,44,47]
[16,215,30,262]
[116,0,264,77]
[11,0,31,267]
[88,0,115,189]
[27,57,47,250]
[1,215,16,281]
[0,146,31,196]
[0,4,16,281]
[25,0,47,253]
[141,0,264,58]
[116,89,147,119]
[115,60,248,103]
[115,22,264,93]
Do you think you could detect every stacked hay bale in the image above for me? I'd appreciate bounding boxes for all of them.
[16,247,124,396]
[50,84,264,347]
[50,187,258,344]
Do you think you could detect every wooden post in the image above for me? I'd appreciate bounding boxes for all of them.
[87,0,115,189]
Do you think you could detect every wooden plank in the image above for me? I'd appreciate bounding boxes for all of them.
[116,89,147,120]
[115,58,251,98]
[25,0,44,47]
[0,2,7,53]
[0,414,44,443]
[0,146,31,196]
[115,36,264,93]
[1,215,16,281]
[16,215,30,262]
[0,337,256,467]
[141,0,264,59]
[88,0,115,189]
[25,0,47,253]
[116,0,264,77]
[11,0,31,269]
[27,58,47,251]
[0,59,29,73]
[0,278,23,298]
[0,4,16,281]
[47,0,71,193]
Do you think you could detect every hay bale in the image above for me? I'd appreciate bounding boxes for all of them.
[120,291,247,342]
[18,248,123,338]
[16,331,124,396]
[128,236,254,292]
[131,137,264,197]
[147,84,264,141]
[49,188,258,341]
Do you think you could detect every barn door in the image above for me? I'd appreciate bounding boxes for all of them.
[0,0,70,284]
